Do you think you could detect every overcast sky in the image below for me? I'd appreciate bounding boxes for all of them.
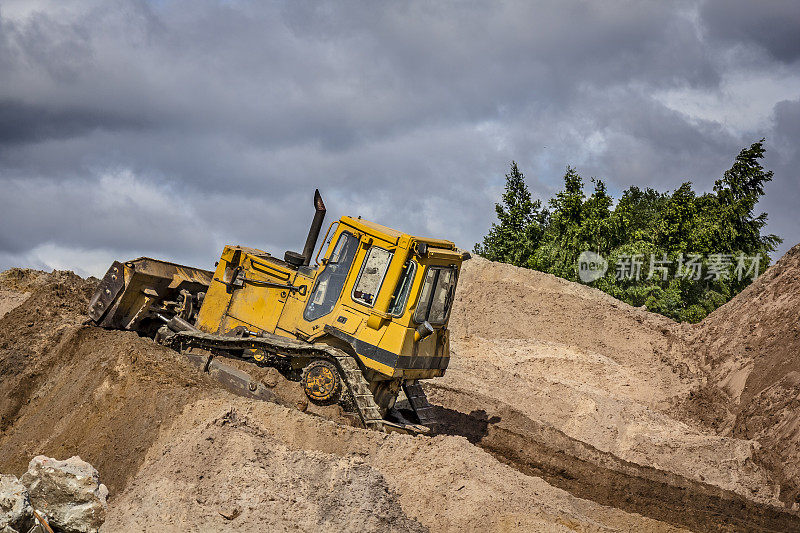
[1,0,798,277]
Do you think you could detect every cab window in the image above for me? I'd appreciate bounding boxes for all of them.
[352,246,393,307]
[388,260,417,317]
[413,266,456,325]
[303,232,358,321]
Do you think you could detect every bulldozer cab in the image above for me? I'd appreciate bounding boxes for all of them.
[194,211,468,381]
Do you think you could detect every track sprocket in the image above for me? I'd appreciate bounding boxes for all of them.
[302,359,342,405]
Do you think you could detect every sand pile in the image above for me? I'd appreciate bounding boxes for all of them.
[2,251,800,531]
[0,271,217,494]
[105,397,681,532]
[0,269,48,320]
[0,270,681,531]
[683,243,800,505]
[442,257,778,505]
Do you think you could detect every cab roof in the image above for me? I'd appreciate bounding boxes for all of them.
[340,216,456,250]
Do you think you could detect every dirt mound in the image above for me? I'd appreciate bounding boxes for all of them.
[683,243,800,505]
[0,270,97,433]
[0,271,219,494]
[0,268,49,319]
[442,257,779,506]
[106,397,683,532]
[428,385,800,532]
[3,256,800,531]
[0,268,50,292]
[0,271,349,497]
[0,268,688,531]
[105,403,426,532]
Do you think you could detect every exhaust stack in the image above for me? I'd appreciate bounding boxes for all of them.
[301,189,326,266]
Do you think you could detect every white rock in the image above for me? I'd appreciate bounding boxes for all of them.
[0,474,33,533]
[21,456,108,533]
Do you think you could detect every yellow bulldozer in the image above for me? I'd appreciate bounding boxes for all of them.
[88,190,469,433]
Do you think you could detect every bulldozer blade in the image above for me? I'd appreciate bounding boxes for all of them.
[88,257,213,330]
[88,261,126,325]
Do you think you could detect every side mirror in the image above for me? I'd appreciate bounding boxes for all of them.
[414,321,434,342]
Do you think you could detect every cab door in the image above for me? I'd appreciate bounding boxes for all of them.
[277,230,360,337]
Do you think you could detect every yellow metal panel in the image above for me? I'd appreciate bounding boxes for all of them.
[223,253,298,334]
[331,308,363,335]
[416,330,439,357]
[357,353,397,377]
[379,321,412,356]
[226,285,285,334]
[414,237,456,250]
[248,255,293,281]
[340,216,403,242]
[337,313,395,375]
[195,252,234,334]
[277,291,313,337]
[339,216,456,251]
[425,248,463,261]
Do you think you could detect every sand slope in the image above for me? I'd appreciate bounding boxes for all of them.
[443,258,778,504]
[2,250,800,531]
[684,243,800,505]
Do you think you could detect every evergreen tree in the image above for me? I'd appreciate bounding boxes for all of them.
[474,162,547,266]
[578,178,614,252]
[713,139,781,254]
[475,141,782,323]
[549,166,584,230]
[612,186,667,246]
[656,183,699,253]
[530,166,585,278]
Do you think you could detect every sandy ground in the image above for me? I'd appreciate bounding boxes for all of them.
[0,290,27,320]
[681,243,800,506]
[105,397,685,532]
[2,249,800,531]
[442,258,779,505]
[0,268,47,319]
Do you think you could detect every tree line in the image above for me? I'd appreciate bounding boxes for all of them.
[474,140,781,322]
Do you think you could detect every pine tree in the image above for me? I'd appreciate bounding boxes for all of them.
[578,178,614,252]
[530,166,585,278]
[656,182,699,253]
[713,139,781,254]
[475,142,781,322]
[474,162,547,266]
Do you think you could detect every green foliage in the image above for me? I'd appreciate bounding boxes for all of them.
[475,141,782,322]
[474,162,548,267]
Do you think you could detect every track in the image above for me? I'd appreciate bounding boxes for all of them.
[159,327,394,432]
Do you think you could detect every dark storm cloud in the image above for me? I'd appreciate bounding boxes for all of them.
[0,0,797,275]
[760,98,800,251]
[0,99,150,144]
[701,0,800,64]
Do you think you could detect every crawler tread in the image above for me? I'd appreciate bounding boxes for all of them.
[161,328,385,431]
